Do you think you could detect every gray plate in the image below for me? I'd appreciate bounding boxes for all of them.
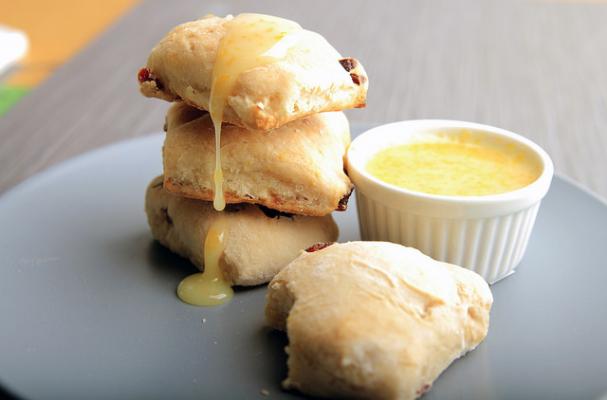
[1,126,607,400]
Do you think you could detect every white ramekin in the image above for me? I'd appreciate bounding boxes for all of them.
[347,120,554,284]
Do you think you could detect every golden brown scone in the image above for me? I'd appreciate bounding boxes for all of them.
[265,241,493,400]
[145,176,338,286]
[163,102,353,216]
[138,14,368,131]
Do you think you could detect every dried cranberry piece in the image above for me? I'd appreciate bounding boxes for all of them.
[416,384,431,396]
[350,72,367,85]
[305,242,334,253]
[336,189,353,211]
[339,58,357,72]
[138,67,152,83]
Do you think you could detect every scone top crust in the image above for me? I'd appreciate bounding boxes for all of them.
[138,14,368,131]
[265,241,493,400]
[163,102,353,216]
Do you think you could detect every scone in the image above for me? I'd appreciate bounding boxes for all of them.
[163,102,353,216]
[265,241,493,400]
[145,176,338,286]
[138,14,368,131]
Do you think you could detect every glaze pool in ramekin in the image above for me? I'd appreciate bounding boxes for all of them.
[346,120,554,283]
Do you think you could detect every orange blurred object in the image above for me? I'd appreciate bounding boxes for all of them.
[1,0,138,86]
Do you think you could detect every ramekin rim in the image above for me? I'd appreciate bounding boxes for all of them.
[347,119,555,205]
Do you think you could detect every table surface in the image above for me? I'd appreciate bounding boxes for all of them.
[1,0,607,200]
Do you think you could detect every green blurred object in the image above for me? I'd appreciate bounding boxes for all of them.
[0,85,29,116]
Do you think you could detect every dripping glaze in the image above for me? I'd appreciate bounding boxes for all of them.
[177,219,234,306]
[208,13,301,211]
[179,14,301,306]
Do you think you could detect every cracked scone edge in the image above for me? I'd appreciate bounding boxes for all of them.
[265,241,493,400]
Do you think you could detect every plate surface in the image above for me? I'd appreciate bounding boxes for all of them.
[1,126,606,400]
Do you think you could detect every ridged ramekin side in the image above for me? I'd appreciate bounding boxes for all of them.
[356,190,541,283]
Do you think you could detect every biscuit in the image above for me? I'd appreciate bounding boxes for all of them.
[138,14,368,131]
[265,241,493,400]
[163,103,353,216]
[145,176,339,286]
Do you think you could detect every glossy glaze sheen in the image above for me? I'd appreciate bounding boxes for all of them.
[366,141,541,196]
[209,14,300,210]
[176,219,233,306]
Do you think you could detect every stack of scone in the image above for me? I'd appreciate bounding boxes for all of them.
[137,13,495,400]
[138,14,368,300]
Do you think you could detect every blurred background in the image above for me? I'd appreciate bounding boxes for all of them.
[0,0,137,115]
[1,0,607,200]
